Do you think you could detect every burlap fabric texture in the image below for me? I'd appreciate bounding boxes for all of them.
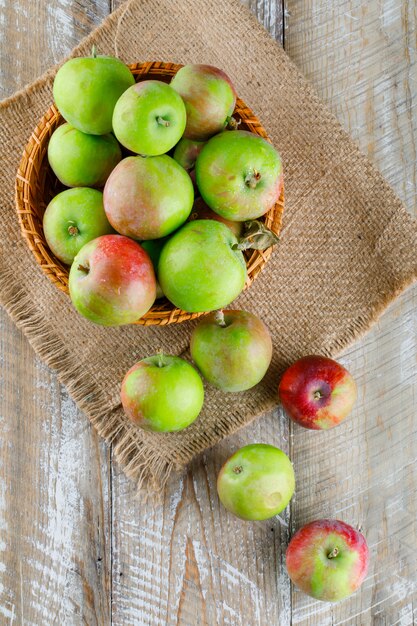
[1,0,416,492]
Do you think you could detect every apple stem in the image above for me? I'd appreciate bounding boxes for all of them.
[157,352,166,368]
[91,44,97,58]
[244,169,262,189]
[233,465,243,474]
[156,116,170,127]
[226,116,241,130]
[313,390,323,400]
[214,310,226,327]
[327,547,339,559]
[68,225,79,237]
[78,264,89,274]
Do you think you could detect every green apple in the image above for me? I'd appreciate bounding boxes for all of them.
[190,309,272,391]
[103,155,193,240]
[47,123,121,187]
[112,80,186,155]
[141,239,167,299]
[121,354,204,432]
[173,137,206,170]
[217,443,295,520]
[53,52,135,135]
[158,220,247,312]
[196,130,283,221]
[43,188,113,265]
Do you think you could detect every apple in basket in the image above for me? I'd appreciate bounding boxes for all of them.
[190,309,272,392]
[170,64,237,141]
[103,155,194,240]
[196,130,283,221]
[286,519,369,602]
[69,234,156,326]
[173,137,206,171]
[217,443,295,520]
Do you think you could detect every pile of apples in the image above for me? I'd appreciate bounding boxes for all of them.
[45,52,282,325]
[44,51,369,604]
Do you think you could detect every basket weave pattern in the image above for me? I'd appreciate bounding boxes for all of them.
[15,61,284,326]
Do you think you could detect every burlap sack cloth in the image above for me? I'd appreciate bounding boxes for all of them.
[1,0,416,492]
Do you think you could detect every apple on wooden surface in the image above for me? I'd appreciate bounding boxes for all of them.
[69,234,156,326]
[103,155,193,240]
[217,443,295,520]
[278,355,357,430]
[112,80,186,155]
[43,188,113,265]
[170,64,236,140]
[190,309,272,391]
[47,123,122,188]
[196,130,283,221]
[286,519,369,602]
[53,50,135,135]
[158,219,247,312]
[121,354,204,432]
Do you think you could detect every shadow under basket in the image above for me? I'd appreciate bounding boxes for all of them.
[15,61,284,326]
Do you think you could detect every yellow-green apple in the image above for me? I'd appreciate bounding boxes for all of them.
[69,234,156,326]
[112,80,186,155]
[53,51,135,135]
[121,354,204,432]
[103,155,194,240]
[43,188,113,265]
[196,130,283,221]
[47,123,121,187]
[189,197,244,238]
[158,220,247,312]
[190,310,272,391]
[286,519,369,602]
[173,137,206,170]
[217,443,295,520]
[278,355,357,430]
[140,239,167,299]
[170,64,236,140]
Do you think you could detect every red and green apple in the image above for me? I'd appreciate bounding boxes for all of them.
[286,519,369,602]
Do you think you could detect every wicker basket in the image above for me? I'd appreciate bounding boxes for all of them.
[15,61,284,326]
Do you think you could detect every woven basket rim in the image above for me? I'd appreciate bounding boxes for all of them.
[15,60,284,326]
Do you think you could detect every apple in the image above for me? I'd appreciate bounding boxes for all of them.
[173,137,206,170]
[195,130,283,221]
[189,197,244,238]
[43,188,114,265]
[158,220,247,312]
[121,354,204,432]
[217,443,295,520]
[190,309,272,391]
[278,355,357,430]
[69,234,156,326]
[112,80,186,155]
[53,51,135,135]
[140,239,167,299]
[170,64,236,140]
[286,519,369,602]
[103,155,193,240]
[47,123,121,188]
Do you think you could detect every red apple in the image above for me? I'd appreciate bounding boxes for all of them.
[69,234,156,326]
[278,355,357,430]
[286,519,369,602]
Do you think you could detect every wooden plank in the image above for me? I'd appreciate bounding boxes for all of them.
[111,409,291,626]
[241,0,284,45]
[0,1,112,624]
[285,1,417,623]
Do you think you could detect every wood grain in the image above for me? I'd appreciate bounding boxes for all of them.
[285,1,417,623]
[0,1,112,624]
[0,0,416,625]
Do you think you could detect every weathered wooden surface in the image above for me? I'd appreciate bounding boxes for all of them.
[0,0,416,624]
